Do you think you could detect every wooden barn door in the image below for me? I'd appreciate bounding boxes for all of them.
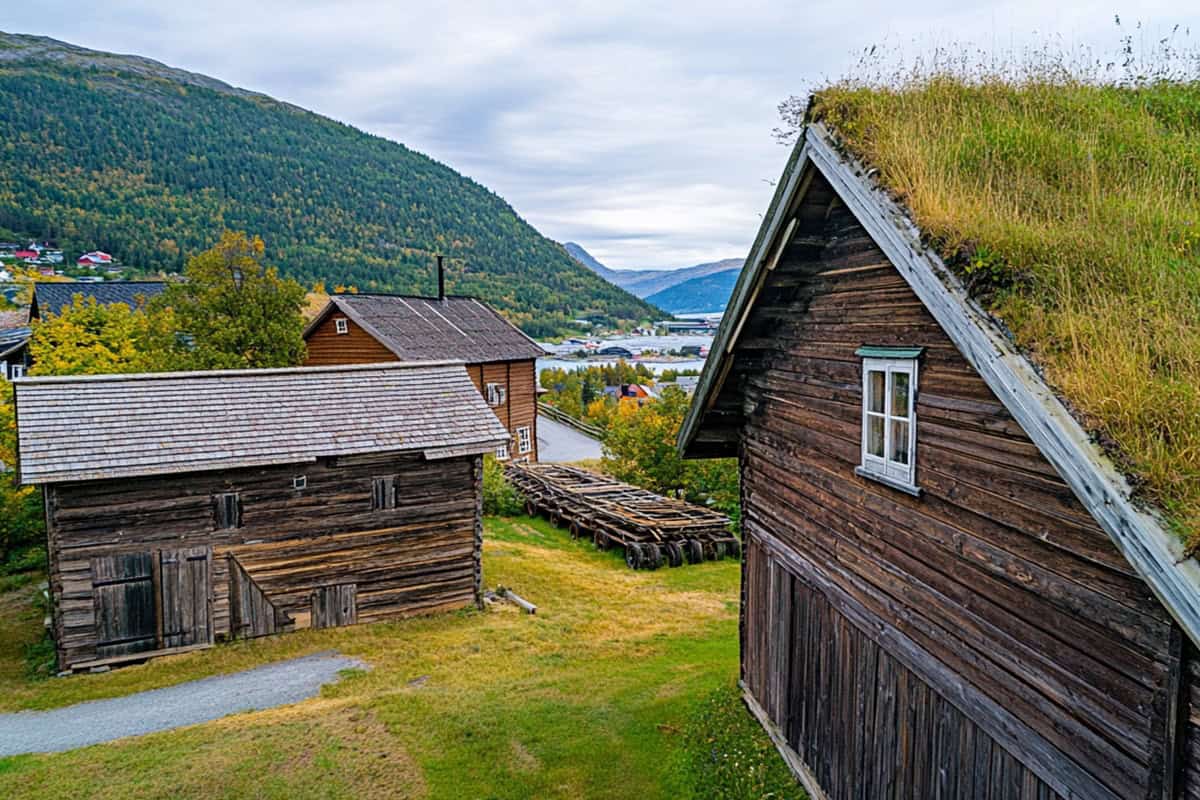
[159,546,213,648]
[92,553,158,659]
[311,584,357,629]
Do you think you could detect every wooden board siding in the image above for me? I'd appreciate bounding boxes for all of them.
[45,451,480,669]
[1184,646,1200,799]
[744,537,1062,800]
[469,360,538,461]
[304,312,397,365]
[734,196,1178,799]
[304,312,538,461]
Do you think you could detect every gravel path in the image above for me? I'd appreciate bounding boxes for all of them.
[0,651,366,756]
[538,415,603,462]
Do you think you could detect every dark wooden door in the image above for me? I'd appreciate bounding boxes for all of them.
[311,583,357,629]
[159,546,213,648]
[92,552,157,659]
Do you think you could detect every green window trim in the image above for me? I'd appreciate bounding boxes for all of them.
[855,345,925,360]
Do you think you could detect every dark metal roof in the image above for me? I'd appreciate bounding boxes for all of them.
[31,281,166,318]
[15,361,510,484]
[310,294,546,364]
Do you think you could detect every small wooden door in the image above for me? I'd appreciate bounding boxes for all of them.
[311,583,357,629]
[159,546,213,648]
[92,553,157,659]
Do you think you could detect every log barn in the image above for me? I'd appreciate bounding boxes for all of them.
[679,122,1200,798]
[15,361,509,672]
[304,292,546,462]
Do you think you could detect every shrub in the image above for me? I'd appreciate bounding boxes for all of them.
[482,455,524,516]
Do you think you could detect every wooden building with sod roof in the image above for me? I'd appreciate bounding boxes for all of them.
[680,120,1200,797]
[304,292,546,462]
[16,362,509,672]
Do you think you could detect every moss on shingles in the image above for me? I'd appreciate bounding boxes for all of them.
[810,79,1200,551]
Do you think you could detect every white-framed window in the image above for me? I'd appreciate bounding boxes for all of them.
[855,348,921,495]
[334,317,349,335]
[486,383,506,406]
[9,364,22,379]
[516,426,532,455]
[495,443,510,461]
[292,475,308,490]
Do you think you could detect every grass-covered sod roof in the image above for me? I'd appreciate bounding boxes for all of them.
[807,78,1200,550]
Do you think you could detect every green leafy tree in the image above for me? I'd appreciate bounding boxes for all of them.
[29,295,177,376]
[602,386,739,522]
[156,232,307,369]
[0,378,44,571]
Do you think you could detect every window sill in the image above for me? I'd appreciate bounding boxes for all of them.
[855,466,922,498]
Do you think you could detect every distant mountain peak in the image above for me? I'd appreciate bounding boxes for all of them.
[564,239,743,300]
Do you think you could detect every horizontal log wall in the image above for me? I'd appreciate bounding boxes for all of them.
[735,193,1176,799]
[45,451,480,669]
[744,536,1062,800]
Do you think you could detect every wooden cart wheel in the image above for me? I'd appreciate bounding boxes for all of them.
[625,542,644,570]
[549,512,562,529]
[686,539,704,564]
[644,543,663,570]
[524,500,538,517]
[594,530,610,550]
[568,521,582,539]
[665,541,683,568]
[702,540,718,561]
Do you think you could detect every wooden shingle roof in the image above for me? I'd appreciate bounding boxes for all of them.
[15,361,510,484]
[308,294,546,364]
[31,281,166,319]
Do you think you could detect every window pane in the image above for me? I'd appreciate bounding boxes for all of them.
[867,415,885,457]
[890,420,910,465]
[868,371,885,413]
[891,371,910,417]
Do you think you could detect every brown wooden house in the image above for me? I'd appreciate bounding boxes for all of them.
[679,124,1200,799]
[16,361,509,672]
[304,293,546,462]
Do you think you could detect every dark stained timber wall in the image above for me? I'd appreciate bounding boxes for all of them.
[731,177,1182,800]
[744,537,1062,799]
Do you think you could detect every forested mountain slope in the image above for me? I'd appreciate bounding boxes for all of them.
[0,33,658,335]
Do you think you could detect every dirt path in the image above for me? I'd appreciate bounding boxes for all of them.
[0,651,365,756]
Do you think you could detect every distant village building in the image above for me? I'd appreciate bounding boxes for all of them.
[680,124,1200,799]
[76,250,114,267]
[29,280,166,320]
[304,293,546,462]
[0,310,30,380]
[15,363,509,672]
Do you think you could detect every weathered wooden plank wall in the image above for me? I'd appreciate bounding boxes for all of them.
[734,181,1178,799]
[45,451,479,668]
[1183,644,1200,799]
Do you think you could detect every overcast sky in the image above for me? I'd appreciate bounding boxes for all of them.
[3,3,1196,269]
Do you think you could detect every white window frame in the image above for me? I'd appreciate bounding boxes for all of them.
[516,426,532,455]
[495,443,510,461]
[292,475,308,490]
[9,364,22,379]
[856,355,919,494]
[486,383,506,407]
[334,317,349,335]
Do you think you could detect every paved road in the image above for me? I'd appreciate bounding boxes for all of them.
[538,416,603,462]
[0,651,365,756]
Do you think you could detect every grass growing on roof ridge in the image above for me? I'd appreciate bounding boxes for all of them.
[808,76,1200,550]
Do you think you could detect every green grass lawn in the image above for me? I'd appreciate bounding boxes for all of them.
[0,517,804,800]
